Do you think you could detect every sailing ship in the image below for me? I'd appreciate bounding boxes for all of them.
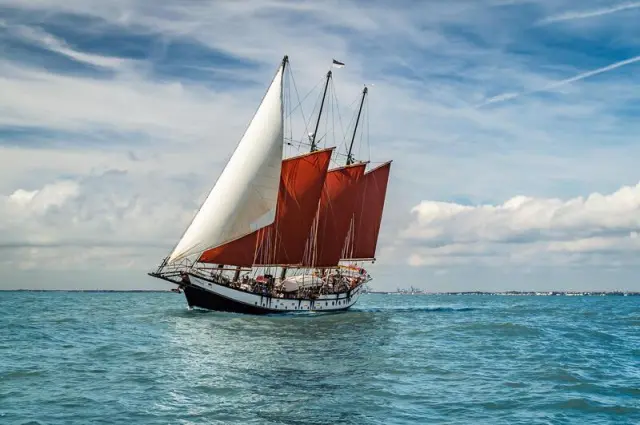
[148,55,391,314]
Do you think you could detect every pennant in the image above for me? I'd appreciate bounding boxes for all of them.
[332,59,345,68]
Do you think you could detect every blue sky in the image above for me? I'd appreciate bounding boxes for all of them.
[1,0,640,291]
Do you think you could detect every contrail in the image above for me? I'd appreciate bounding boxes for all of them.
[538,1,640,24]
[477,54,640,107]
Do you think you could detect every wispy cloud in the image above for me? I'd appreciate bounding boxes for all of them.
[477,55,640,107]
[2,22,129,70]
[538,1,640,25]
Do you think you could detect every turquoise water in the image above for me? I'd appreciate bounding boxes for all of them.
[1,292,639,424]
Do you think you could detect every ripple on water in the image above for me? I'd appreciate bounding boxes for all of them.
[1,292,639,424]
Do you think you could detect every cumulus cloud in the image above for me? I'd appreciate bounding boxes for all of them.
[403,182,640,266]
[0,170,202,269]
[7,180,79,210]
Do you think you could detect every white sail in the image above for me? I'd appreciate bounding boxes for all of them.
[168,63,285,264]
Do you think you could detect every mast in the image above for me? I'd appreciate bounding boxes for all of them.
[166,55,287,265]
[282,67,331,279]
[341,86,368,262]
[346,86,367,165]
[310,70,332,152]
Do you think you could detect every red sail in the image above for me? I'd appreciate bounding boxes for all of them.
[344,161,392,260]
[198,230,258,267]
[199,148,333,266]
[303,163,366,267]
[254,148,333,265]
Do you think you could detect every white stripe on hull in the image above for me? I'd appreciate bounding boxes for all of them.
[189,275,362,312]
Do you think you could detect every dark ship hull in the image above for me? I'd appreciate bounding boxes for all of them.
[183,284,274,314]
[176,273,363,315]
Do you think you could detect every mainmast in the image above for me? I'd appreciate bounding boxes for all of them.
[310,70,332,152]
[283,67,332,280]
[346,86,367,165]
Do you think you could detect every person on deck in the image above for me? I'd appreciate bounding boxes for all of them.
[179,272,190,288]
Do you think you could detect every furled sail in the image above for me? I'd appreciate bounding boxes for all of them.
[167,59,286,264]
[199,148,333,266]
[342,161,392,261]
[303,163,366,267]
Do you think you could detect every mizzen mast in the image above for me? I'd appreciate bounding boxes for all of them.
[341,84,391,263]
[347,86,368,166]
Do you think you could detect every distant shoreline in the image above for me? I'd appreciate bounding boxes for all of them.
[366,291,640,296]
[0,289,170,293]
[1,289,638,296]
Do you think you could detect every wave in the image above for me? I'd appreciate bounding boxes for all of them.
[353,305,477,313]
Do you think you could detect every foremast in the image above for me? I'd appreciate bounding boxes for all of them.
[153,55,289,277]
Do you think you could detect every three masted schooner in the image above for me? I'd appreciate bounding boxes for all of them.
[149,55,391,314]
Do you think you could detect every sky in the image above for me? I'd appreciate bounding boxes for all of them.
[1,0,640,292]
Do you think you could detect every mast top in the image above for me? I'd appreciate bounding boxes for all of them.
[346,85,368,165]
[310,69,333,152]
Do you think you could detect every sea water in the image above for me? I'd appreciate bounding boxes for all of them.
[1,292,639,424]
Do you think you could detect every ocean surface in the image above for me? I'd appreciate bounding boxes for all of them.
[1,292,639,425]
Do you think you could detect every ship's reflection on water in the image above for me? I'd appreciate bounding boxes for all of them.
[163,306,397,422]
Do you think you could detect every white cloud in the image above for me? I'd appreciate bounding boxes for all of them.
[402,182,640,267]
[538,2,640,25]
[0,59,256,143]
[478,55,640,107]
[4,23,130,69]
[0,170,198,269]
[7,180,79,212]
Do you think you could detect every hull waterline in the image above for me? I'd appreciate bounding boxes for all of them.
[180,274,362,315]
[183,284,275,314]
